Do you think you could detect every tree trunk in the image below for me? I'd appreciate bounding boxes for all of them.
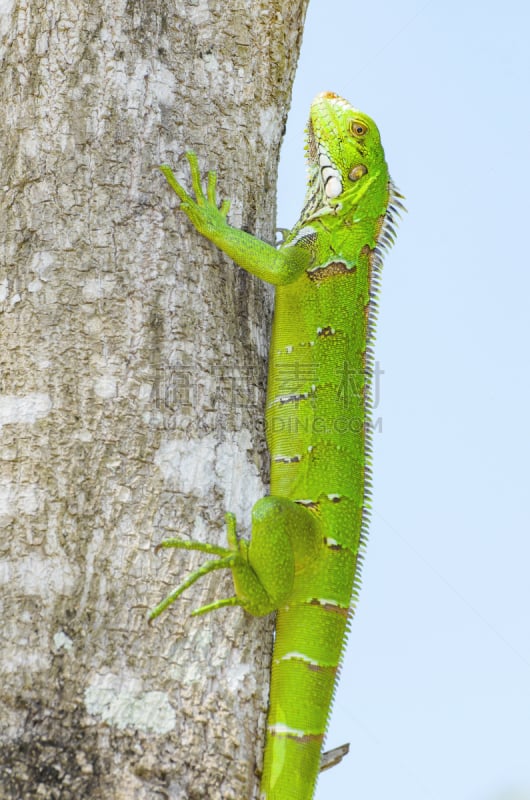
[0,1,309,797]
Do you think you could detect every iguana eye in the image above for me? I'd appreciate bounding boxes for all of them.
[348,164,368,182]
[349,120,368,138]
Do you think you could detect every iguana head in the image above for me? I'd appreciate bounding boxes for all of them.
[302,92,390,220]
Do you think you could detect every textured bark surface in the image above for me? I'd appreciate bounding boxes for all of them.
[0,0,309,797]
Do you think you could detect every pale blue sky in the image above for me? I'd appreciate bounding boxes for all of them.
[277,2,530,799]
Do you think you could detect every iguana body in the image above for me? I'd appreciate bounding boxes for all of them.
[152,92,402,799]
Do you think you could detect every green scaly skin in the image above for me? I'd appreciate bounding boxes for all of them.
[151,92,403,799]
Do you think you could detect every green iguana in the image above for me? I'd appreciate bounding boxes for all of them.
[151,91,403,800]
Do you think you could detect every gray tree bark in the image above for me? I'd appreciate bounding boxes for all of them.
[0,0,309,797]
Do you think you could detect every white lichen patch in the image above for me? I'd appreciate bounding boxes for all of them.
[16,483,41,514]
[151,64,176,106]
[201,52,221,75]
[0,554,76,596]
[154,435,218,495]
[27,250,55,291]
[53,631,74,652]
[0,0,15,38]
[182,0,210,26]
[0,393,52,429]
[74,428,93,443]
[259,106,278,142]
[1,644,50,675]
[82,277,117,301]
[225,662,254,696]
[154,431,263,522]
[0,481,45,525]
[0,0,15,14]
[137,382,154,402]
[216,432,264,522]
[125,59,176,114]
[85,672,176,734]
[30,250,55,277]
[0,484,13,523]
[93,375,118,399]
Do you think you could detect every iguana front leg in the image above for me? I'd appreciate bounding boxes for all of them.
[160,153,310,285]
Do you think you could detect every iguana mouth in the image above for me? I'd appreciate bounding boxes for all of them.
[305,117,342,199]
[306,92,362,200]
[318,147,342,199]
[301,117,343,223]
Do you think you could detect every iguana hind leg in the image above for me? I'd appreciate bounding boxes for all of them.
[149,497,322,622]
